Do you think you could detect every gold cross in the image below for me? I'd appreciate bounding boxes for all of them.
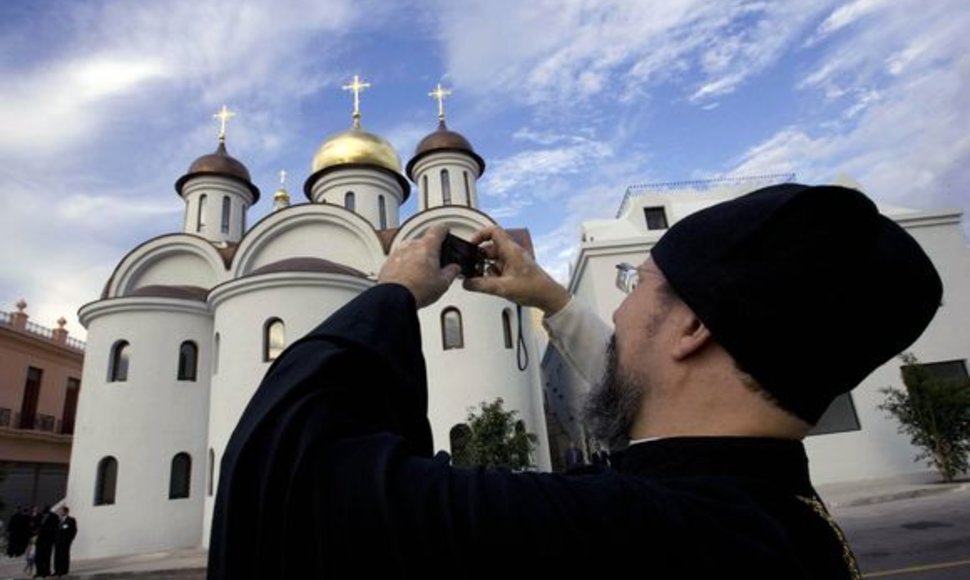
[429,83,452,122]
[213,105,236,142]
[278,169,287,188]
[342,75,371,128]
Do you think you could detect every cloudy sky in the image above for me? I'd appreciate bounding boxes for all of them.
[2,0,968,337]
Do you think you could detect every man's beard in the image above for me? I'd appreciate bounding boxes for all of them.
[582,334,643,451]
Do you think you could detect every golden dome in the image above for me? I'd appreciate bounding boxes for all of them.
[311,128,402,174]
[305,127,410,200]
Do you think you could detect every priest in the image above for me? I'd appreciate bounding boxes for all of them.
[208,184,942,579]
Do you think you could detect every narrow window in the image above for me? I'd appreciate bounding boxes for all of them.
[208,448,215,497]
[197,194,208,232]
[463,171,471,205]
[220,196,231,234]
[169,452,191,499]
[213,332,220,375]
[95,456,118,505]
[379,195,388,229]
[19,367,42,429]
[441,307,464,350]
[109,341,130,382]
[177,341,198,381]
[264,318,285,361]
[441,169,451,205]
[345,191,355,211]
[502,309,513,349]
[61,378,80,435]
[422,175,429,209]
[643,207,668,230]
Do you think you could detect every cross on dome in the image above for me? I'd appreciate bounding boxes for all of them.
[342,75,371,129]
[429,83,452,122]
[279,169,287,188]
[213,105,236,142]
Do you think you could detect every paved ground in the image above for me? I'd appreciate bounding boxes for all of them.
[1,472,965,579]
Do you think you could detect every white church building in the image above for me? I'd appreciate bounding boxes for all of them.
[542,175,970,486]
[66,85,552,559]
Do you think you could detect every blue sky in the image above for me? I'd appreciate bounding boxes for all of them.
[2,0,968,337]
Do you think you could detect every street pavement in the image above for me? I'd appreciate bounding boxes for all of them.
[1,472,965,579]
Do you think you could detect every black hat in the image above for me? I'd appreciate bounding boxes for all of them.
[650,183,943,424]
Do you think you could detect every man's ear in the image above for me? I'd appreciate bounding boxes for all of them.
[671,310,712,361]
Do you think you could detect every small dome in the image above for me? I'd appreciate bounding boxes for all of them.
[305,127,410,200]
[175,141,260,202]
[406,121,485,180]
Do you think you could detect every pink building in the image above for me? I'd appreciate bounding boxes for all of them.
[0,300,84,520]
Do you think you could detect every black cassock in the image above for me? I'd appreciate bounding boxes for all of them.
[208,284,860,579]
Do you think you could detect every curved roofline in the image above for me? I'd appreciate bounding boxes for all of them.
[406,147,486,181]
[174,170,261,204]
[303,162,411,203]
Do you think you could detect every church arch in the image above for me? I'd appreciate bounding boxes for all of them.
[391,206,496,253]
[108,235,227,299]
[169,452,191,499]
[109,340,130,382]
[177,340,198,381]
[441,307,464,350]
[264,318,285,361]
[232,205,385,279]
[95,456,118,505]
[441,169,451,205]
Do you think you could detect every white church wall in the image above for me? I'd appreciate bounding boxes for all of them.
[69,298,212,559]
[180,176,255,243]
[421,285,553,471]
[202,272,373,546]
[410,152,481,210]
[308,168,405,230]
[232,205,385,278]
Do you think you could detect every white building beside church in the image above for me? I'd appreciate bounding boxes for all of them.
[542,175,970,485]
[66,89,551,560]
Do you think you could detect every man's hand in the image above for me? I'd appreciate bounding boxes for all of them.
[379,225,461,308]
[462,226,571,316]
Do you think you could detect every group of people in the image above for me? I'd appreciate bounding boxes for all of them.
[4,505,77,577]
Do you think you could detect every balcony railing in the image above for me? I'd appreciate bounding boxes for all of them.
[0,408,73,436]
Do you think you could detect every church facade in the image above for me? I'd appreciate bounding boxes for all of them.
[66,90,551,559]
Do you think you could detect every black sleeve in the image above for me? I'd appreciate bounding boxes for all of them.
[207,284,643,579]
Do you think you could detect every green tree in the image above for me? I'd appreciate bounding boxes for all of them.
[879,353,970,482]
[451,398,539,471]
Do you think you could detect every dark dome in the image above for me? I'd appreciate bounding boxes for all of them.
[406,121,485,180]
[175,141,260,202]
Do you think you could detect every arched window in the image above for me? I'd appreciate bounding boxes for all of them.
[449,423,472,466]
[264,318,285,361]
[212,332,220,375]
[422,175,429,209]
[108,340,130,382]
[379,195,387,229]
[169,452,191,499]
[345,191,355,211]
[463,171,471,205]
[177,341,198,381]
[208,448,215,497]
[197,194,207,232]
[441,169,451,204]
[95,456,118,505]
[502,309,514,349]
[220,196,231,234]
[441,307,463,350]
